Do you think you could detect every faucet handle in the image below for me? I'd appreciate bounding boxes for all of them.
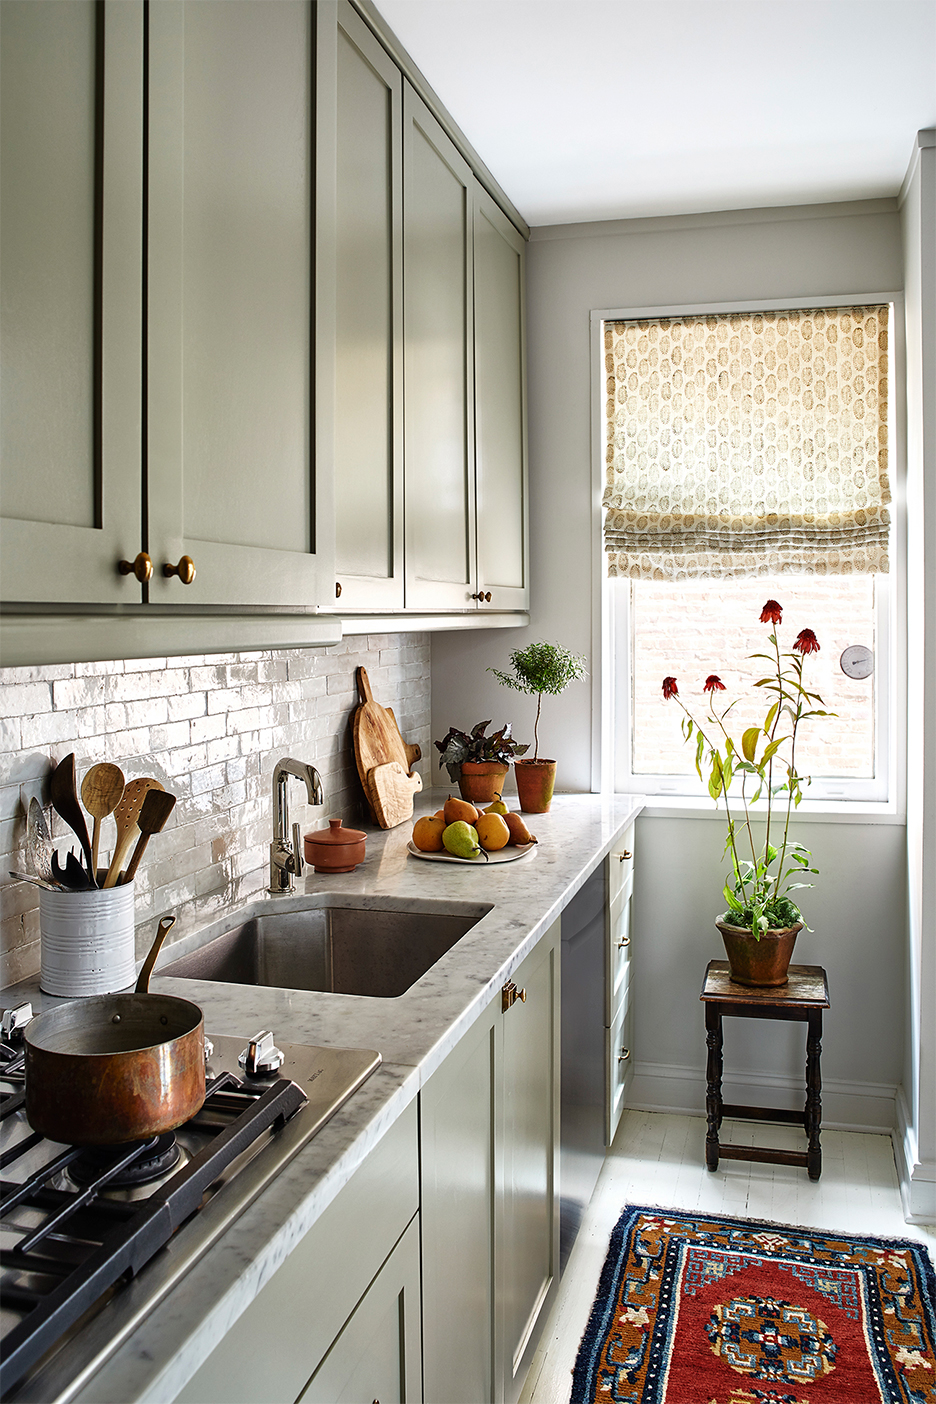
[292,823,304,877]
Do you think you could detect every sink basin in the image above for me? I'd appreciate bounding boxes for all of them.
[158,898,492,998]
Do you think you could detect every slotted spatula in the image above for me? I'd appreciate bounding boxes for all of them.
[103,777,164,888]
[121,788,177,884]
[49,753,96,884]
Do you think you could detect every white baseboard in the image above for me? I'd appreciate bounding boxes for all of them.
[629,1061,897,1135]
[894,1085,936,1224]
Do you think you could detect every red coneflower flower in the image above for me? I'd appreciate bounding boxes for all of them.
[662,676,678,700]
[704,675,726,692]
[794,629,820,654]
[760,600,783,624]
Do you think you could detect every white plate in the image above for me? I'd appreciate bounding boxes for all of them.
[406,840,537,865]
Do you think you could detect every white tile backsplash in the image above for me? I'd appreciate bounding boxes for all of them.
[0,634,431,985]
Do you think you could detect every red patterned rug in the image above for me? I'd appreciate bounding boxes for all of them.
[571,1206,936,1403]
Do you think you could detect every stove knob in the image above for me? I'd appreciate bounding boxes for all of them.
[203,1035,214,1062]
[1,1002,33,1042]
[239,1030,285,1077]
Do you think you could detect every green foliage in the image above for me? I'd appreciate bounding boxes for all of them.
[489,641,587,760]
[433,721,529,781]
[664,609,833,936]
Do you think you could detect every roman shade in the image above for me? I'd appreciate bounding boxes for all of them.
[603,305,890,580]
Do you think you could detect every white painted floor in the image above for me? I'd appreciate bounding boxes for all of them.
[519,1110,936,1404]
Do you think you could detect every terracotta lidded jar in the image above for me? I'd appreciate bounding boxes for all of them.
[303,818,366,874]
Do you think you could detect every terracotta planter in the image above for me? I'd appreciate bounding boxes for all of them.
[715,918,803,987]
[514,758,557,814]
[457,761,509,806]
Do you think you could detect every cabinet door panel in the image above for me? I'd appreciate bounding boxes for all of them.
[0,0,143,604]
[420,1000,497,1404]
[321,1,404,609]
[499,924,560,1403]
[473,189,528,610]
[607,986,633,1145]
[403,83,475,610]
[299,1216,421,1404]
[148,0,327,608]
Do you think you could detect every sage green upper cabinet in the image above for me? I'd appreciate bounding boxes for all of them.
[402,83,477,612]
[146,0,330,608]
[318,1,404,610]
[473,185,529,611]
[0,0,143,606]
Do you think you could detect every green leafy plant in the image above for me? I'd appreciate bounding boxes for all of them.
[489,641,587,761]
[433,721,528,783]
[662,600,834,937]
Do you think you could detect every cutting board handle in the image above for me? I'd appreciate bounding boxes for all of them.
[356,666,374,706]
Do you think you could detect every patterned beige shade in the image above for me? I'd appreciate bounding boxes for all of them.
[603,305,890,579]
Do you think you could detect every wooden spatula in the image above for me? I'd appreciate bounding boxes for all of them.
[103,777,164,888]
[121,789,177,884]
[80,762,125,877]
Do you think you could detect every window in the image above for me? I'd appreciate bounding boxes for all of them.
[601,301,898,805]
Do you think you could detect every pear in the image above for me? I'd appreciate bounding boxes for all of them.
[413,815,446,852]
[475,812,510,851]
[503,812,537,846]
[483,793,508,815]
[443,795,480,826]
[442,820,488,861]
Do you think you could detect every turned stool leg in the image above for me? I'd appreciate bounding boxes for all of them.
[705,1003,723,1171]
[805,1010,823,1180]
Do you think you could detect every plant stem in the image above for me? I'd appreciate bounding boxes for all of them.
[533,693,542,761]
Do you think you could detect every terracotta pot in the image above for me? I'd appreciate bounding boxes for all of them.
[304,818,366,873]
[514,758,557,814]
[715,918,803,987]
[457,761,509,806]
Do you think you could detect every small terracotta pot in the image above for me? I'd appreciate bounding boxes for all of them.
[457,761,509,806]
[715,918,803,987]
[304,818,366,873]
[514,758,557,814]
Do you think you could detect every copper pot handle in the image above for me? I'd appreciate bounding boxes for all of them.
[135,914,176,994]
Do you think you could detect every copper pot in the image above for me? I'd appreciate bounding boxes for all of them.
[24,914,206,1145]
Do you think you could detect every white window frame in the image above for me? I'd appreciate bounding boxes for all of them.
[590,293,907,819]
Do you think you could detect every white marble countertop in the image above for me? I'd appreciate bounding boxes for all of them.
[3,789,642,1404]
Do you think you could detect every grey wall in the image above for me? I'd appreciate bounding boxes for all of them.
[432,197,909,1131]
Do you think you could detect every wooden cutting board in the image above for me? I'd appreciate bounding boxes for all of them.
[353,667,423,827]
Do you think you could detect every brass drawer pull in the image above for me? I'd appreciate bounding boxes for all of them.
[335,581,342,598]
[616,935,631,949]
[118,551,153,583]
[163,555,196,585]
[618,1046,630,1063]
[617,850,632,861]
[502,980,527,1012]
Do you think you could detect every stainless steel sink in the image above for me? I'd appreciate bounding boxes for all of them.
[158,898,492,998]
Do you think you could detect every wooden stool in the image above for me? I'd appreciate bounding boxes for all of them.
[700,960,830,1181]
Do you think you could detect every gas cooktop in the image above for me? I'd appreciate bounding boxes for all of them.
[0,1006,380,1403]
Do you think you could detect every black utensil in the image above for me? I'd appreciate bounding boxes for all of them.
[49,754,96,885]
[51,849,94,890]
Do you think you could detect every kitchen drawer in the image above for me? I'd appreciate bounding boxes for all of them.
[606,886,633,1024]
[605,986,633,1145]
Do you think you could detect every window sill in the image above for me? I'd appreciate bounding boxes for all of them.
[625,793,906,825]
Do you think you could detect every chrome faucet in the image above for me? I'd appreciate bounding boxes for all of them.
[269,758,324,894]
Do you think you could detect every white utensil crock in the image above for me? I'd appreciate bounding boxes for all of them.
[39,880,136,996]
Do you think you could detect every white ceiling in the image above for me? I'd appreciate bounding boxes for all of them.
[373,0,936,228]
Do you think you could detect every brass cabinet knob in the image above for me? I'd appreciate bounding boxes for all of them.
[162,555,196,585]
[470,591,493,602]
[618,1046,630,1063]
[617,850,632,861]
[118,552,153,583]
[501,980,527,1012]
[616,935,631,949]
[335,581,342,598]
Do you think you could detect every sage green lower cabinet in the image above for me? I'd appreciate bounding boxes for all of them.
[421,920,560,1404]
[173,1100,419,1404]
[606,827,636,1142]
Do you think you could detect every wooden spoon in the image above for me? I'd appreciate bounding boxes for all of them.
[121,789,177,884]
[49,754,96,884]
[103,777,164,888]
[80,762,125,877]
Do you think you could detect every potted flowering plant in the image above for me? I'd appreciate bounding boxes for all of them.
[433,721,529,805]
[662,599,832,986]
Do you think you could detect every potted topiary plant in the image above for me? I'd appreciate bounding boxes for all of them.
[433,721,529,806]
[662,599,832,986]
[489,641,587,813]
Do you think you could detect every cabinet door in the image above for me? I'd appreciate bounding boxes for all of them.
[318,1,404,611]
[299,1216,421,1404]
[473,186,528,611]
[147,0,329,608]
[498,922,560,1404]
[402,82,476,611]
[420,997,498,1404]
[0,0,143,606]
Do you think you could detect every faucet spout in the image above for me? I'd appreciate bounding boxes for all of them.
[270,757,324,894]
